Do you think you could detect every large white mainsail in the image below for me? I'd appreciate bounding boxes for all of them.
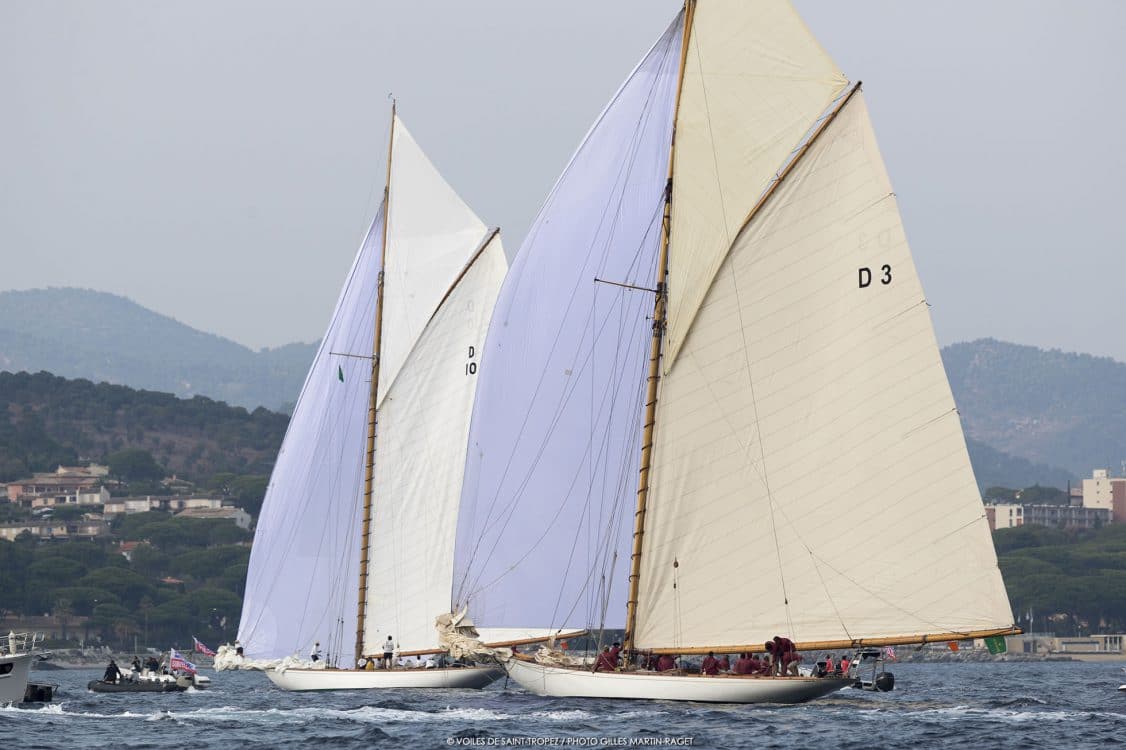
[239,114,507,676]
[456,0,1016,703]
[637,91,1013,650]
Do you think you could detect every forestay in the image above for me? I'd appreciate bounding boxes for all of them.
[665,0,847,370]
[451,13,685,633]
[238,204,384,660]
[635,93,1014,650]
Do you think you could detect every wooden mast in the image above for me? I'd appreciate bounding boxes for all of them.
[355,99,396,666]
[623,0,695,658]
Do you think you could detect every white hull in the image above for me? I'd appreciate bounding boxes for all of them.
[504,657,850,704]
[0,653,34,704]
[265,665,503,691]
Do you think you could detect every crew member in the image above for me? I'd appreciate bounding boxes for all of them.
[701,651,720,676]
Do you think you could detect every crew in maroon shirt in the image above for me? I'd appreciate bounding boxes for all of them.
[701,651,720,675]
[595,646,617,672]
[771,635,801,675]
[657,654,677,671]
[733,653,752,675]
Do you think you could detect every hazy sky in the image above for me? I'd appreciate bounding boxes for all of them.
[3,1,1124,360]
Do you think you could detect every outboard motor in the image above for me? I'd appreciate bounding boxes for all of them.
[874,671,895,692]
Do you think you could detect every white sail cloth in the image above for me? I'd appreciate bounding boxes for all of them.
[362,231,507,655]
[635,93,1013,649]
[238,204,383,661]
[379,117,491,403]
[240,117,507,663]
[450,13,685,634]
[665,0,848,370]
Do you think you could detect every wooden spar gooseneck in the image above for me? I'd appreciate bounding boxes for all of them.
[355,100,396,666]
[623,0,695,658]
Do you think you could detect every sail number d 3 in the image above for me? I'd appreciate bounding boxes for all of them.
[859,265,892,288]
[465,346,477,376]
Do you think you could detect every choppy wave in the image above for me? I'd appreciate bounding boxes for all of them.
[7,663,1126,749]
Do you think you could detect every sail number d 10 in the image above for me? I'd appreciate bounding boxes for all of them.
[859,265,892,288]
[465,346,477,375]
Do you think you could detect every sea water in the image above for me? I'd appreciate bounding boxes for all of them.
[3,662,1124,749]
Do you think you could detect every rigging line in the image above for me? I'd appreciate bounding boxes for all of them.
[469,282,656,605]
[458,277,637,597]
[457,200,667,600]
[728,260,794,636]
[806,549,853,642]
[562,239,655,629]
[691,23,734,249]
[557,379,647,633]
[546,224,663,626]
[454,32,680,588]
[556,355,648,630]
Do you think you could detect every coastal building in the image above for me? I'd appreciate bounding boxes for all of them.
[4,464,111,508]
[174,506,252,530]
[1006,632,1126,661]
[985,503,1023,531]
[1022,504,1110,530]
[0,519,110,541]
[1082,469,1126,522]
[102,495,224,516]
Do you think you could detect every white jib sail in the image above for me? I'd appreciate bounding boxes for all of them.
[362,231,507,655]
[665,0,848,370]
[636,92,1014,650]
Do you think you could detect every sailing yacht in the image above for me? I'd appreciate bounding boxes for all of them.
[450,0,1018,703]
[236,106,514,690]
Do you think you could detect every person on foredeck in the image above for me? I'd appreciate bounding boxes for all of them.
[701,652,720,676]
[310,641,321,662]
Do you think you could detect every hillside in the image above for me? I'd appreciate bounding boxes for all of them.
[964,438,1074,492]
[0,288,316,411]
[0,371,288,482]
[943,339,1126,479]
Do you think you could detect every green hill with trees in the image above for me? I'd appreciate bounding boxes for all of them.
[0,371,286,494]
[995,524,1126,636]
[0,287,317,411]
[0,514,249,650]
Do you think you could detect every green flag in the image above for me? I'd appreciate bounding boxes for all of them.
[984,635,1007,655]
[337,365,344,383]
